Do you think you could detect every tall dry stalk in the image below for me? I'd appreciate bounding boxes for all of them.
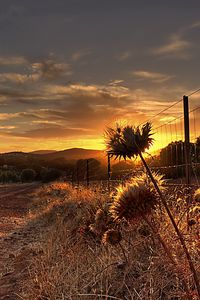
[105,122,200,298]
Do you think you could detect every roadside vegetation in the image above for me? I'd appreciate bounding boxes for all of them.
[23,180,199,299]
[20,122,199,299]
[1,123,199,299]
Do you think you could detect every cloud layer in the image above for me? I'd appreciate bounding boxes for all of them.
[0,1,200,151]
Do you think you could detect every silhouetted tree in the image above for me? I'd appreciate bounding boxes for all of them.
[41,168,63,183]
[21,168,36,182]
[158,139,200,178]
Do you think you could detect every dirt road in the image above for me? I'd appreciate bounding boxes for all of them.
[0,183,41,299]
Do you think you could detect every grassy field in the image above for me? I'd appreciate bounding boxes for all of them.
[17,179,199,300]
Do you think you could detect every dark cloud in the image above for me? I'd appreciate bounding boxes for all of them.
[7,125,92,139]
[0,86,45,103]
[30,59,72,80]
[0,1,200,151]
[0,4,26,23]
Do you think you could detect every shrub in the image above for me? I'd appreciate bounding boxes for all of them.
[21,168,36,182]
[41,168,63,183]
[0,170,20,183]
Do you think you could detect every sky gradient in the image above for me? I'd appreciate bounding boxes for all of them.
[0,0,200,152]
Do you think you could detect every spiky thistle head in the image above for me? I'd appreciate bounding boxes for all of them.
[194,188,200,202]
[129,172,166,192]
[138,224,151,237]
[110,172,164,222]
[105,122,153,160]
[95,208,106,224]
[102,229,122,245]
[188,219,196,226]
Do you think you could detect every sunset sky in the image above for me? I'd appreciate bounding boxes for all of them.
[0,0,200,152]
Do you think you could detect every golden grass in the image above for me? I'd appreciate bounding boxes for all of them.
[22,182,199,300]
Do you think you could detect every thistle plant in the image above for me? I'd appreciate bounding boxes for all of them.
[102,229,127,262]
[89,206,112,236]
[95,208,107,224]
[194,188,200,202]
[89,209,107,236]
[105,122,153,160]
[111,173,173,255]
[110,172,163,222]
[102,229,122,245]
[105,122,200,299]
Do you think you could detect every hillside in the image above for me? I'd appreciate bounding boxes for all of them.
[30,150,57,155]
[38,148,105,160]
[0,148,106,168]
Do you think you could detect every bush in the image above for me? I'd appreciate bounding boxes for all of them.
[0,170,20,183]
[21,168,36,182]
[41,168,63,183]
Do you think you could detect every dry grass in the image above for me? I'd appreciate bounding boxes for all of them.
[22,182,199,300]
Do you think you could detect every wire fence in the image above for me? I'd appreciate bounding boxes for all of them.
[65,91,200,191]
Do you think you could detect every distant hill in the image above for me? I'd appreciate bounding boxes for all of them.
[30,150,57,155]
[41,148,105,160]
[0,148,106,165]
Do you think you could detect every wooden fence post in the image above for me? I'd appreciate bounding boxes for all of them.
[86,159,89,188]
[183,95,191,186]
[76,165,79,187]
[183,95,191,229]
[107,154,111,192]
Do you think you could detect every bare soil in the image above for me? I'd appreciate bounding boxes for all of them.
[0,183,41,300]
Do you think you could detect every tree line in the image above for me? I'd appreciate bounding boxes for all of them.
[0,137,199,183]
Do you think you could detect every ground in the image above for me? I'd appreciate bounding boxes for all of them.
[0,183,41,299]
